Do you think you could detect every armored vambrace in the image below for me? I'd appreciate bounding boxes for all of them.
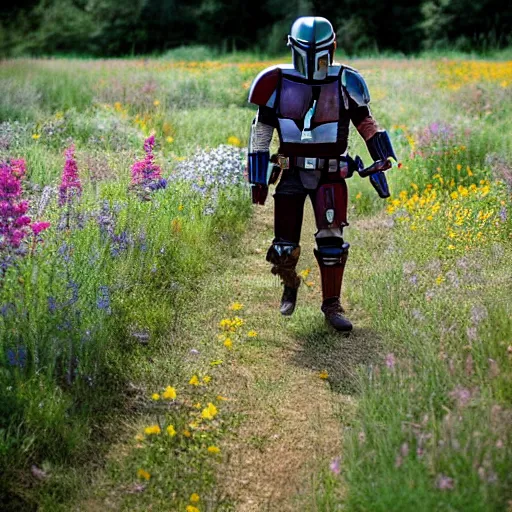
[366,130,397,199]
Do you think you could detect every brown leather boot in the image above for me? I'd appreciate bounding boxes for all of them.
[321,297,353,332]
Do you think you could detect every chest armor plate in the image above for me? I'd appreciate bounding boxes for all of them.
[278,78,340,123]
[276,77,345,153]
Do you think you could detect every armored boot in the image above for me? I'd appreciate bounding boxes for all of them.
[321,297,352,332]
[267,241,301,316]
[314,238,352,332]
[280,285,298,316]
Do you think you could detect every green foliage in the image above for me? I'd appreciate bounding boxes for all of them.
[1,0,512,57]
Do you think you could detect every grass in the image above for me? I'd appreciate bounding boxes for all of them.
[0,53,511,510]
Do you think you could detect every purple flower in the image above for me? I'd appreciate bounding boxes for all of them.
[6,346,27,368]
[97,285,111,313]
[448,386,473,407]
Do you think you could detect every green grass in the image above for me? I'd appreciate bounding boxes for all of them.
[1,54,511,510]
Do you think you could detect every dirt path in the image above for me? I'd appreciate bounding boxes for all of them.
[215,198,377,511]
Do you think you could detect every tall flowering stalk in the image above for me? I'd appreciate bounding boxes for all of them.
[0,158,50,279]
[59,144,82,207]
[130,135,166,199]
[0,159,31,250]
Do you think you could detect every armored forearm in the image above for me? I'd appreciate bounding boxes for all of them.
[366,130,397,162]
[247,117,273,185]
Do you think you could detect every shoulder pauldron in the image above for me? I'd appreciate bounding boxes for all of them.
[248,66,281,107]
[341,67,370,106]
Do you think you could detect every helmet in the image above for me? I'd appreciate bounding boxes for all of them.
[288,16,336,81]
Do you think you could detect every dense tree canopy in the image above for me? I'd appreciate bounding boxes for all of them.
[0,0,510,56]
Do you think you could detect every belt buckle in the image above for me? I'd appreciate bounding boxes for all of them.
[304,157,316,170]
[278,155,289,170]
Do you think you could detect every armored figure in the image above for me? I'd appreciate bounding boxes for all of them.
[247,16,397,331]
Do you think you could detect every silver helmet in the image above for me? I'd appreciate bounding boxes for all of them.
[288,16,336,81]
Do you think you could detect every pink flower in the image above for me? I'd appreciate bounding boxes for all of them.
[385,353,396,369]
[31,222,51,236]
[436,474,455,490]
[131,135,162,187]
[329,457,341,475]
[59,144,82,206]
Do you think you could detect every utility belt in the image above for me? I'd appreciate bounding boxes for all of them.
[276,155,350,177]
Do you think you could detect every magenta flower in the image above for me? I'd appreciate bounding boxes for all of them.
[59,144,82,206]
[31,222,51,236]
[0,159,31,249]
[131,135,162,187]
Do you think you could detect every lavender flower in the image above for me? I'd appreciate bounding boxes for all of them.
[97,285,111,313]
[6,346,27,368]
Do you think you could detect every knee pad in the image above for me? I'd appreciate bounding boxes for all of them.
[314,236,349,266]
[266,241,301,268]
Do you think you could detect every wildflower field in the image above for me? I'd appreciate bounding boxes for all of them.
[0,56,511,511]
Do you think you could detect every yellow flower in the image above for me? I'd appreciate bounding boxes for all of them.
[210,359,223,366]
[229,302,244,311]
[355,192,362,200]
[224,338,233,349]
[448,244,456,250]
[299,268,310,279]
[201,402,218,420]
[32,133,41,140]
[162,386,176,400]
[319,370,329,379]
[153,100,160,106]
[456,164,462,171]
[166,424,177,437]
[227,135,241,146]
[435,275,445,285]
[144,424,161,435]
[207,445,221,454]
[203,375,211,384]
[166,136,174,143]
[137,469,151,480]
[189,375,200,386]
[193,402,202,409]
[183,429,192,438]
[219,318,232,330]
[450,191,459,200]
[186,506,200,512]
[216,395,228,401]
[151,393,160,401]
[466,166,473,176]
[247,330,258,338]
[178,204,184,211]
[190,493,200,503]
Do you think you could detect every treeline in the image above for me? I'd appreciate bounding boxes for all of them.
[1,0,511,57]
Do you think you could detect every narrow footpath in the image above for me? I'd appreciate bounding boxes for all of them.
[213,198,378,511]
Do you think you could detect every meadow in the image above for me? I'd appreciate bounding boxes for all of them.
[0,54,511,511]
